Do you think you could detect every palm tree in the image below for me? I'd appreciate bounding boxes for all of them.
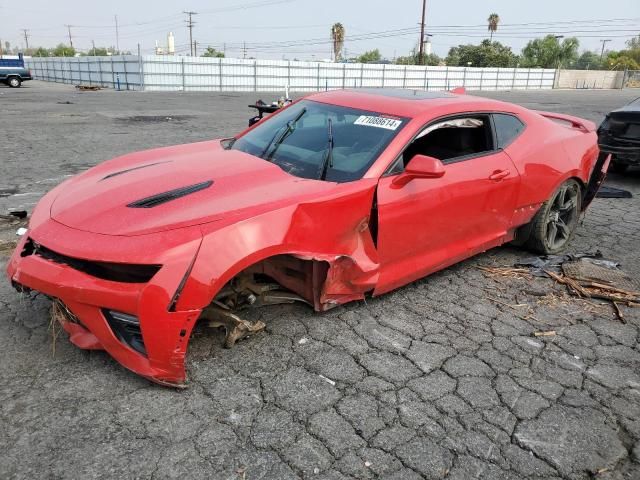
[487,13,500,41]
[331,23,345,62]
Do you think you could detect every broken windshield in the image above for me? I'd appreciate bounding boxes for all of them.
[231,100,407,182]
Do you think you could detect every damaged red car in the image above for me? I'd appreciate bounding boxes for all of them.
[6,88,605,386]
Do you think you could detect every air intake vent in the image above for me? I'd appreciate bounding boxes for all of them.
[127,180,213,208]
[101,161,170,181]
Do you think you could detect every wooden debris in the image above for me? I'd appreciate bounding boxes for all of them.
[612,302,625,323]
[477,266,532,279]
[75,85,102,91]
[533,330,556,337]
[544,267,638,322]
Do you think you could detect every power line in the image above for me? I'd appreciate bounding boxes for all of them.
[115,15,120,52]
[22,29,30,49]
[64,24,74,48]
[418,0,426,64]
[183,11,197,56]
[600,38,612,59]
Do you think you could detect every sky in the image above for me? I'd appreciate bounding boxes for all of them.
[1,0,639,60]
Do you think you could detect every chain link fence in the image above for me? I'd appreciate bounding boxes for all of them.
[623,70,640,88]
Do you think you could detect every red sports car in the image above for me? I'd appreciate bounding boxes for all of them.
[6,88,606,386]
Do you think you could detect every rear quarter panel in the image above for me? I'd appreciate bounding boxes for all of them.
[505,110,598,226]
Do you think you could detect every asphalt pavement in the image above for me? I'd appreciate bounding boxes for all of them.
[1,81,639,479]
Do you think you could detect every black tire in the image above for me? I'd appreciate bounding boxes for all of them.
[609,161,629,174]
[525,179,582,254]
[7,77,21,88]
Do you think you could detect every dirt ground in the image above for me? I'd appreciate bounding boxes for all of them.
[1,81,639,480]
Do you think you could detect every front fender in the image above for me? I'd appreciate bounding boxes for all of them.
[174,181,379,312]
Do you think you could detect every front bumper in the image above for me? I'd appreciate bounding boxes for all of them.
[6,219,203,386]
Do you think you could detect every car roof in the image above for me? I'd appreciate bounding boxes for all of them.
[306,88,521,119]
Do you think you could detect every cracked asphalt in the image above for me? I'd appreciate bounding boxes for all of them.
[1,82,640,480]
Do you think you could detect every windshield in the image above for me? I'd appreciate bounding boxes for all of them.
[231,100,407,182]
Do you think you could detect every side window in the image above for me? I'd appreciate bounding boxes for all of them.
[401,115,495,167]
[493,113,525,149]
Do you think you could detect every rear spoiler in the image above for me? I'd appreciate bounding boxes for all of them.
[534,110,596,133]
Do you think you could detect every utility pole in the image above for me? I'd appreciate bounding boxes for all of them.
[65,24,74,48]
[115,15,120,53]
[600,39,611,60]
[418,0,427,65]
[183,11,197,56]
[193,40,197,56]
[22,29,30,50]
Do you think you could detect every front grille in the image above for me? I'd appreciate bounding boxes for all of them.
[103,309,146,355]
[22,238,161,283]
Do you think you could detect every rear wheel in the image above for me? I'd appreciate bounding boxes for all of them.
[8,77,21,88]
[525,179,582,254]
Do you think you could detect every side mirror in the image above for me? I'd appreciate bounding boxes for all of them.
[391,154,445,187]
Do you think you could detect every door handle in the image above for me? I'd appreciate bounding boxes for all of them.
[489,169,510,181]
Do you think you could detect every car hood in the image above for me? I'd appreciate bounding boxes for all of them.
[50,140,335,236]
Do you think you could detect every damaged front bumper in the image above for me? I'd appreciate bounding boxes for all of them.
[5,220,203,387]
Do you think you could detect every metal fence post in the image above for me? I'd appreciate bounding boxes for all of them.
[287,60,291,91]
[360,63,364,88]
[219,58,223,92]
[444,66,449,90]
[342,64,346,89]
[138,54,144,91]
[111,56,115,88]
[495,68,500,90]
[511,68,516,90]
[423,65,428,90]
[526,69,531,89]
[479,69,484,91]
[254,60,258,92]
[317,63,321,91]
[462,67,467,88]
[382,64,386,88]
[181,57,186,91]
[403,65,407,88]
[122,55,129,90]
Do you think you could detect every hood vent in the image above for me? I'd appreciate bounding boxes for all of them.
[127,180,214,208]
[101,161,171,181]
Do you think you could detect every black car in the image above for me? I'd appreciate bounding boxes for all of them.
[598,97,640,173]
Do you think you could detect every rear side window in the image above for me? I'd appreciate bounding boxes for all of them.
[493,114,525,148]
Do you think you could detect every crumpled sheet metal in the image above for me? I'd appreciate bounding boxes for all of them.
[515,251,614,277]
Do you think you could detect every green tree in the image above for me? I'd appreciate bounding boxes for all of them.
[331,23,345,62]
[574,50,605,70]
[356,49,382,63]
[521,35,579,68]
[201,46,225,58]
[487,13,500,41]
[607,53,640,70]
[446,40,518,67]
[32,47,50,57]
[395,50,441,66]
[83,47,109,56]
[52,43,76,57]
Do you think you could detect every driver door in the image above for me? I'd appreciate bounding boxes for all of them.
[374,114,520,295]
